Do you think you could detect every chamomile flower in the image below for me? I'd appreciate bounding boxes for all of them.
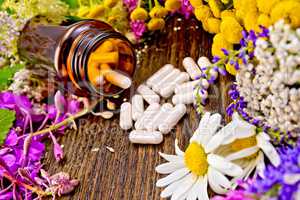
[208,112,280,181]
[155,113,243,199]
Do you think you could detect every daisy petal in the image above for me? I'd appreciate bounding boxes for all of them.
[161,177,185,198]
[225,146,260,161]
[256,133,280,167]
[171,173,197,200]
[159,152,183,162]
[200,113,222,145]
[205,129,225,153]
[232,113,256,139]
[190,112,211,143]
[175,139,185,156]
[208,167,231,189]
[186,177,203,200]
[197,175,209,200]
[208,167,228,194]
[256,152,265,178]
[156,160,185,174]
[207,154,243,177]
[156,168,190,187]
[221,123,237,145]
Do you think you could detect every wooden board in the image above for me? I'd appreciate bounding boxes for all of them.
[44,15,233,200]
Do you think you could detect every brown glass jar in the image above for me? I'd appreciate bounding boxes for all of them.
[18,17,136,99]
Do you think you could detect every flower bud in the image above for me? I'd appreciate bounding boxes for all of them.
[147,18,165,31]
[130,7,148,21]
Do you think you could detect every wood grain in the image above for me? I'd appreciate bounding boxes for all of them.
[43,15,233,200]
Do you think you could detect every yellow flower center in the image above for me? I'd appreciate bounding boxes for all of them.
[184,142,208,176]
[230,136,258,159]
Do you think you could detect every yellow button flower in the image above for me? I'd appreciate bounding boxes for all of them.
[271,0,300,28]
[147,18,165,31]
[86,5,106,18]
[130,7,148,21]
[149,6,168,18]
[165,0,182,11]
[257,13,272,28]
[234,0,257,22]
[77,6,90,17]
[211,33,233,57]
[208,0,222,18]
[244,11,259,32]
[189,0,203,8]
[104,0,119,8]
[221,9,235,19]
[194,5,212,22]
[257,0,279,14]
[203,17,221,34]
[220,16,243,44]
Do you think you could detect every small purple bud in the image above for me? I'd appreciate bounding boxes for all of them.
[218,68,227,76]
[53,142,64,162]
[54,91,67,114]
[212,56,220,63]
[221,48,229,56]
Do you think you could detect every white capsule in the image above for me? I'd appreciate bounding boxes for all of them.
[174,80,200,94]
[146,64,174,87]
[159,72,190,98]
[145,103,173,131]
[172,91,194,105]
[183,57,202,80]
[137,84,160,104]
[131,94,144,121]
[152,68,181,93]
[159,104,186,134]
[129,130,163,144]
[119,102,132,130]
[135,103,160,130]
[197,56,211,71]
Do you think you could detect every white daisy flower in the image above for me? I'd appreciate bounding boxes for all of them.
[155,112,243,200]
[207,112,280,180]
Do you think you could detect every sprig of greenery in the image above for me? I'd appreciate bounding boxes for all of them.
[0,109,15,144]
[0,63,24,91]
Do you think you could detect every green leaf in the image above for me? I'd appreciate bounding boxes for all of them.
[0,109,16,144]
[61,0,78,8]
[0,63,24,91]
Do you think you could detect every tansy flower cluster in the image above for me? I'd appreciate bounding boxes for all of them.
[190,0,300,58]
[75,0,130,36]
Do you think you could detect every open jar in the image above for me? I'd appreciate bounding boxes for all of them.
[18,17,136,100]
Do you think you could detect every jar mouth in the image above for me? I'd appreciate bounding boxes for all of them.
[82,31,135,97]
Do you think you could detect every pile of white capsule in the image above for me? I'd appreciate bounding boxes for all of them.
[119,56,212,144]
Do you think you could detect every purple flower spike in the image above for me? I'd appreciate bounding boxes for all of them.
[49,131,63,162]
[218,68,227,76]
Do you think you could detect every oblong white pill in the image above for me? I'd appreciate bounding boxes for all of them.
[197,56,211,71]
[137,84,160,105]
[120,102,132,130]
[135,103,160,130]
[159,104,187,134]
[160,72,190,98]
[145,103,173,131]
[183,57,202,80]
[172,92,194,105]
[131,94,144,121]
[174,80,200,94]
[146,64,174,87]
[152,68,181,93]
[129,130,163,144]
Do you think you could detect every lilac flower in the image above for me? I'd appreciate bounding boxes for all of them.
[247,143,300,199]
[123,0,138,11]
[178,0,194,19]
[130,20,147,41]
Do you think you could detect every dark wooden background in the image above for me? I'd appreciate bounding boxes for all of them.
[44,15,233,200]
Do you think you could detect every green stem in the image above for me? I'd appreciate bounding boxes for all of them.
[154,0,160,6]
[148,0,153,10]
[30,100,98,137]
